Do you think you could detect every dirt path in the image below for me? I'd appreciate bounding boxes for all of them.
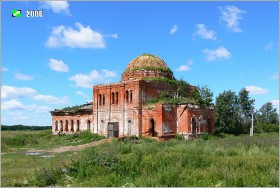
[27,139,110,154]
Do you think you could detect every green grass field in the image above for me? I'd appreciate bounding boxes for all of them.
[1,130,279,187]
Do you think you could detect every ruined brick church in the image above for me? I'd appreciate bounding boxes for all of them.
[51,54,214,139]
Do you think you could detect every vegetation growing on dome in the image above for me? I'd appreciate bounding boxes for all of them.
[125,66,173,73]
[142,53,157,58]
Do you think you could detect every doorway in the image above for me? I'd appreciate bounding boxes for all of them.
[108,122,119,138]
[149,118,155,136]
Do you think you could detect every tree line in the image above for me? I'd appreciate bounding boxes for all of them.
[192,85,279,135]
[1,125,52,131]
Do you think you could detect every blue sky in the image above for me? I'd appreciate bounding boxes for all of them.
[1,1,279,126]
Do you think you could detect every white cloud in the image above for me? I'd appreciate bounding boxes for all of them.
[46,23,106,49]
[28,105,52,113]
[271,100,279,107]
[1,85,37,99]
[245,86,268,95]
[176,65,191,71]
[219,5,246,32]
[110,33,119,39]
[271,73,279,80]
[203,46,231,61]
[48,58,69,72]
[14,73,34,80]
[33,94,69,105]
[101,70,117,78]
[41,1,70,15]
[1,67,8,72]
[1,99,25,110]
[170,25,178,35]
[69,69,117,89]
[265,42,274,50]
[76,91,90,101]
[176,59,193,71]
[195,24,216,40]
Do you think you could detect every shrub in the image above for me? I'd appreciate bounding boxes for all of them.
[34,167,63,186]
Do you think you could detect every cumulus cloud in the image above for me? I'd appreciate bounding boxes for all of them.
[176,59,193,71]
[265,42,274,50]
[41,1,70,15]
[48,58,69,72]
[219,5,246,32]
[101,70,117,78]
[1,67,8,72]
[28,105,52,113]
[195,24,216,40]
[69,69,117,88]
[203,46,231,61]
[46,23,107,49]
[245,86,268,95]
[1,85,37,99]
[177,65,190,71]
[170,25,178,35]
[33,94,69,105]
[14,73,34,80]
[1,99,25,110]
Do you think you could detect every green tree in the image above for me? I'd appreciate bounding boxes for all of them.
[192,85,213,107]
[256,102,279,124]
[215,90,239,134]
[174,78,190,98]
[215,88,255,135]
[238,88,255,133]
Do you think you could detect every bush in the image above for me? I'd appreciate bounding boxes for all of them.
[198,132,211,140]
[175,134,184,140]
[34,167,63,186]
[254,123,279,133]
[2,134,38,147]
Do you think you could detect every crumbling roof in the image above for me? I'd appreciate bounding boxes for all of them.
[50,102,92,115]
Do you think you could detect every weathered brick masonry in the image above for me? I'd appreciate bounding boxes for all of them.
[51,53,215,139]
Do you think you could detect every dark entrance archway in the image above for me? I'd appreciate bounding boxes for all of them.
[149,118,155,136]
[192,117,197,135]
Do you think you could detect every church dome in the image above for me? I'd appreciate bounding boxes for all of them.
[121,53,173,81]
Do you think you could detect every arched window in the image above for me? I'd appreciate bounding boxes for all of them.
[60,120,63,131]
[115,92,118,104]
[130,90,133,103]
[71,120,74,131]
[77,120,80,131]
[127,118,132,135]
[100,119,104,133]
[99,94,102,105]
[65,120,69,131]
[55,121,58,131]
[112,92,115,104]
[125,90,129,102]
[102,94,105,105]
[87,120,91,131]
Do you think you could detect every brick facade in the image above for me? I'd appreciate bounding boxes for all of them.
[51,53,215,139]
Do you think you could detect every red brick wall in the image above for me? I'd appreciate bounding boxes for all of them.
[93,80,142,137]
[162,104,177,134]
[142,103,163,136]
